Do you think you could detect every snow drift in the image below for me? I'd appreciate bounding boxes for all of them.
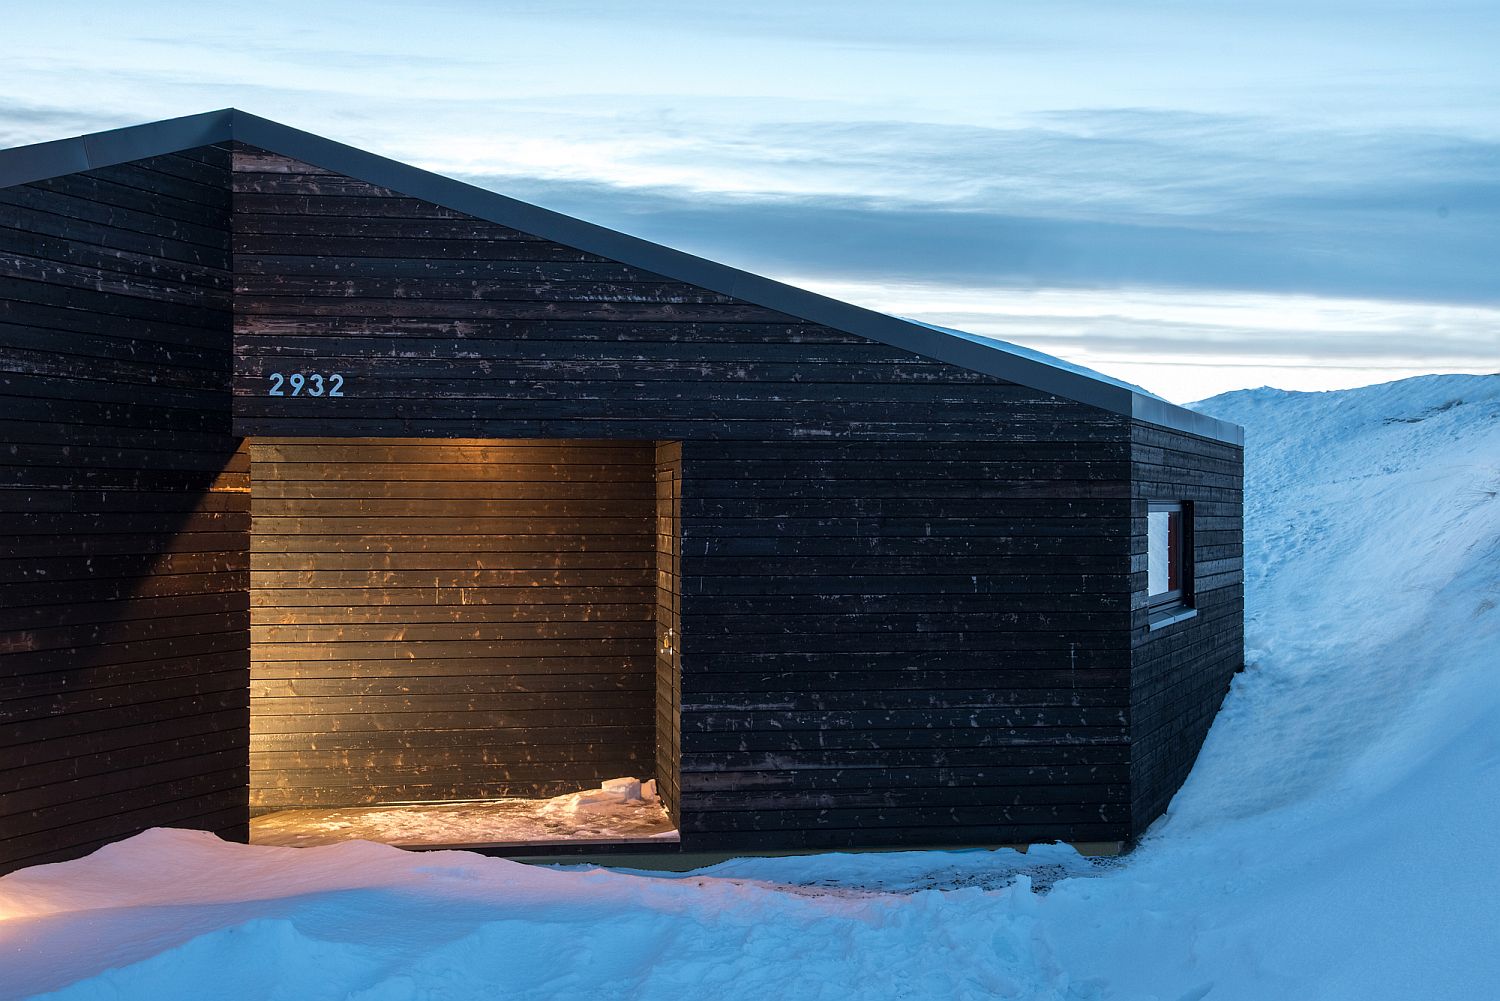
[2,373,1497,1000]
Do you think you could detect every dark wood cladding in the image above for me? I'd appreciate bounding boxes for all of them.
[0,145,248,874]
[228,150,1119,443]
[248,438,658,810]
[654,442,682,823]
[1129,423,1245,831]
[674,440,1135,849]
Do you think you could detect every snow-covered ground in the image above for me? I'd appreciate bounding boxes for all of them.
[2,373,1497,1000]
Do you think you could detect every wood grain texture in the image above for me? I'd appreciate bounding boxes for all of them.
[228,151,1118,444]
[248,438,659,811]
[654,442,682,824]
[1128,423,1245,832]
[0,145,248,875]
[671,440,1136,848]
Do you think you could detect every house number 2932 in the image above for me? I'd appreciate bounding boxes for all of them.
[267,372,345,397]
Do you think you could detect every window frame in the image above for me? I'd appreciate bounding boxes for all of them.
[1147,500,1194,617]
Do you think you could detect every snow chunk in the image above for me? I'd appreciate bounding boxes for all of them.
[600,776,642,799]
[539,777,648,818]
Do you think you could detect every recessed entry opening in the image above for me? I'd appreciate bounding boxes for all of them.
[246,438,681,851]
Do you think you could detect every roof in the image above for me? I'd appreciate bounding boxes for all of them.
[0,109,1242,445]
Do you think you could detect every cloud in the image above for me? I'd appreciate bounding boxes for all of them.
[0,102,124,149]
[792,279,1500,401]
[449,107,1500,306]
[1,15,1495,400]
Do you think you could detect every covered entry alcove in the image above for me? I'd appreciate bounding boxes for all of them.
[245,437,682,849]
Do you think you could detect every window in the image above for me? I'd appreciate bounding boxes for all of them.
[1147,501,1192,617]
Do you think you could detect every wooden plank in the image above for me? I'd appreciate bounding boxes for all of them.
[4,629,249,678]
[248,724,651,752]
[233,315,870,344]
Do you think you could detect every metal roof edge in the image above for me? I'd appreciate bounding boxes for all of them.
[1131,394,1244,446]
[0,109,234,189]
[0,109,1245,445]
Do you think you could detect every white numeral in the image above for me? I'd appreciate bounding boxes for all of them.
[267,372,346,397]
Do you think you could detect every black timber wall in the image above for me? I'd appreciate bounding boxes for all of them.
[227,147,1142,851]
[676,440,1137,849]
[248,438,657,810]
[1128,423,1245,832]
[0,146,248,874]
[227,146,1120,444]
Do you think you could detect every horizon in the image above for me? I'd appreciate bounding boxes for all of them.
[1187,367,1498,407]
[2,1,1496,402]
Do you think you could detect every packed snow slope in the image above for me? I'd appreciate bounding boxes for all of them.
[2,374,1497,1001]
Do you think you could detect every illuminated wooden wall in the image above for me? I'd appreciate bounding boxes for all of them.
[653,441,682,823]
[247,438,659,811]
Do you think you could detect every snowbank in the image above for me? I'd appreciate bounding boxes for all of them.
[2,373,1497,1000]
[0,829,1084,1000]
[1048,372,1500,997]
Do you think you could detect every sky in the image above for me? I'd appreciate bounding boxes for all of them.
[2,0,1496,402]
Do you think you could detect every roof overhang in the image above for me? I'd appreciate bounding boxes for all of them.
[0,109,1244,446]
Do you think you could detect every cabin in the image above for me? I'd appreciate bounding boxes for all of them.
[0,111,1244,874]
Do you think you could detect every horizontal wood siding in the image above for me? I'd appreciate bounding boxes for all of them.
[248,438,658,810]
[654,442,682,823]
[228,149,1119,444]
[675,440,1134,849]
[0,145,247,874]
[1129,423,1245,832]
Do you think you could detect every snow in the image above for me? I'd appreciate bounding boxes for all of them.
[249,779,676,848]
[3,373,1498,1000]
[535,777,676,834]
